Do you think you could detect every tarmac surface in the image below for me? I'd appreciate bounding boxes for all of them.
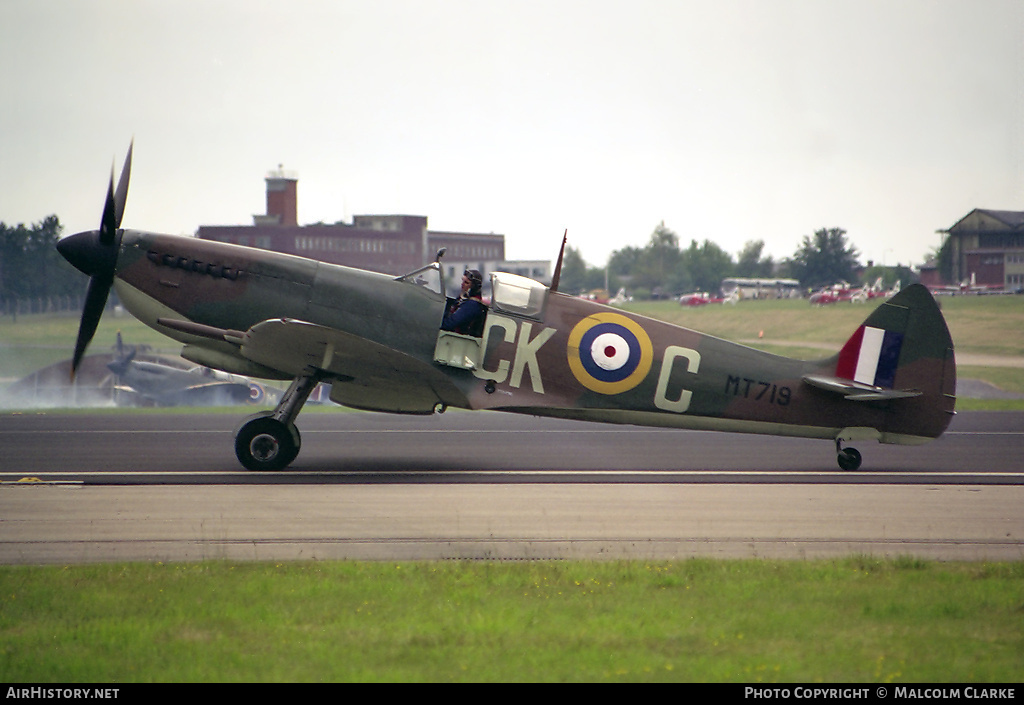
[1,410,1022,564]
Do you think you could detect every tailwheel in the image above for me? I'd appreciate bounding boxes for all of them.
[235,414,300,471]
[836,446,862,472]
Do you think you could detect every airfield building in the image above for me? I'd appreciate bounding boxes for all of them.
[939,209,1024,291]
[196,168,548,286]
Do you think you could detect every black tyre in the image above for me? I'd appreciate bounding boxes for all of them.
[837,447,862,471]
[235,416,300,471]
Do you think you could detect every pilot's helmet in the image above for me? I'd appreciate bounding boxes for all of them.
[464,269,483,296]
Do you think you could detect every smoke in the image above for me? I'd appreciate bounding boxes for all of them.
[0,354,119,409]
[0,351,281,409]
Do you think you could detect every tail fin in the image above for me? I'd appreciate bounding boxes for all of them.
[805,284,956,439]
[839,283,954,392]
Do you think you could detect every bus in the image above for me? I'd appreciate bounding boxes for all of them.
[720,277,802,300]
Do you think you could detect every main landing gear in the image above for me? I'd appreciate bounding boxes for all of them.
[234,372,322,471]
[835,438,863,472]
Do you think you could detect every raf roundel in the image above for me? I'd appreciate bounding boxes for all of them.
[567,312,654,394]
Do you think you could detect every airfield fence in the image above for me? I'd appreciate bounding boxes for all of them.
[1,295,84,318]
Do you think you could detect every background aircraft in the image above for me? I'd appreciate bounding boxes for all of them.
[678,291,737,306]
[809,277,899,305]
[105,332,271,407]
[929,273,1005,296]
[57,146,957,471]
[2,333,271,409]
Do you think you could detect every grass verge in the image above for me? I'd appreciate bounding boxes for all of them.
[621,294,1024,356]
[1,558,1022,682]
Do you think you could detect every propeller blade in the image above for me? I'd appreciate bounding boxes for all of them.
[98,142,132,245]
[64,142,133,377]
[70,273,113,377]
[113,141,132,230]
[100,171,117,245]
[107,343,135,377]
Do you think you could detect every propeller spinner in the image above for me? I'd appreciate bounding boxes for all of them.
[57,142,133,377]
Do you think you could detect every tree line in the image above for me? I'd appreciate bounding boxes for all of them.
[0,216,86,318]
[557,222,919,299]
[2,215,927,314]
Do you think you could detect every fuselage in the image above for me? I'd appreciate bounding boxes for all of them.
[107,229,956,446]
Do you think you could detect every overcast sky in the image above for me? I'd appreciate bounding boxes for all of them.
[2,0,1021,271]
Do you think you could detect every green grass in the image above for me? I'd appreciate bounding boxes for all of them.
[3,305,1022,682]
[4,296,1024,409]
[0,312,178,379]
[1,558,1021,683]
[5,293,1024,364]
[619,296,1024,409]
[621,294,1024,356]
[952,397,1024,411]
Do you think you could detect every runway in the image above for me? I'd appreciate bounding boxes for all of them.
[1,410,1022,563]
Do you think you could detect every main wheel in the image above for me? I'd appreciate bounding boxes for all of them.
[235,416,300,471]
[837,447,862,471]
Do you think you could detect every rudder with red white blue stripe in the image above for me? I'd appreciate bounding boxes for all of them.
[835,325,905,389]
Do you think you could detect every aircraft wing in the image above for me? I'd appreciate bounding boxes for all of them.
[244,317,448,379]
[238,318,467,413]
[801,373,923,401]
[110,380,253,406]
[158,382,255,406]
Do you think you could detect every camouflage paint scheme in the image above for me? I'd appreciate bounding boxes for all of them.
[56,144,955,470]
[106,227,956,469]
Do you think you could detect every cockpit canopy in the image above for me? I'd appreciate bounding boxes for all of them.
[489,272,547,319]
[399,264,549,319]
[397,262,445,296]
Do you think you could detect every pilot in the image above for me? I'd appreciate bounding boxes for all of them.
[442,269,488,337]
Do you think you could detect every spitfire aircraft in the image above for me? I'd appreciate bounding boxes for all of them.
[106,332,270,407]
[58,146,957,472]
